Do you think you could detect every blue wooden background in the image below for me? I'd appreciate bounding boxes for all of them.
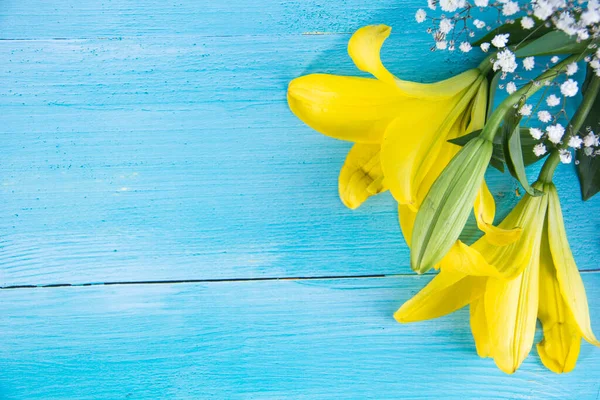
[1,1,599,398]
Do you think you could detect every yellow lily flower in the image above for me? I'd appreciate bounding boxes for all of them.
[395,182,599,374]
[287,24,515,249]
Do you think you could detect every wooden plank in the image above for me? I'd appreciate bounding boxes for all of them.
[1,35,598,285]
[0,275,599,399]
[0,0,425,39]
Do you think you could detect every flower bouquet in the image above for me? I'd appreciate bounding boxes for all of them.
[288,0,600,374]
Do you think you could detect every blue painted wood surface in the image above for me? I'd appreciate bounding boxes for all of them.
[1,1,599,398]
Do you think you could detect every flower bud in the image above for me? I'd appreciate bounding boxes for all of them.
[410,137,493,273]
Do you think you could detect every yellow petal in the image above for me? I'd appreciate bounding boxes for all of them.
[547,184,600,347]
[394,270,484,323]
[439,241,503,278]
[484,248,540,374]
[347,25,482,99]
[472,187,548,279]
[381,75,484,207]
[474,180,522,246]
[467,78,488,132]
[338,143,387,209]
[537,230,581,374]
[398,204,416,247]
[287,74,408,144]
[413,113,466,205]
[470,297,491,358]
[347,25,397,86]
[380,97,457,207]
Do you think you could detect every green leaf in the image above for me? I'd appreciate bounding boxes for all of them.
[501,105,543,196]
[576,149,600,200]
[515,30,592,58]
[447,130,481,146]
[473,17,552,47]
[575,66,600,201]
[448,127,544,173]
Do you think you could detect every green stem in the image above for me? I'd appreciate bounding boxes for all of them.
[480,54,580,142]
[538,73,600,183]
[477,53,494,75]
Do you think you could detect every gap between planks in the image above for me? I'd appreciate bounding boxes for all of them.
[3,268,600,291]
[0,32,359,41]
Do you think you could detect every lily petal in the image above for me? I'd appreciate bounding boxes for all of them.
[347,25,397,86]
[538,229,581,374]
[474,181,523,246]
[398,204,416,247]
[394,269,484,323]
[439,241,503,278]
[484,247,541,374]
[470,297,491,358]
[396,112,467,247]
[381,74,484,208]
[347,25,480,99]
[547,184,600,347]
[287,74,407,143]
[472,187,548,280]
[338,143,387,209]
[381,97,458,207]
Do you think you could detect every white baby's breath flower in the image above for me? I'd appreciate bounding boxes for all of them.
[474,0,489,6]
[506,81,517,94]
[491,33,510,48]
[439,18,454,34]
[502,1,519,16]
[480,42,490,52]
[551,56,560,63]
[415,9,427,23]
[521,16,535,29]
[473,19,486,29]
[560,79,579,97]
[581,5,600,25]
[428,0,437,10]
[530,127,544,140]
[436,40,448,50]
[459,42,472,53]
[565,62,579,76]
[533,143,548,157]
[584,132,599,147]
[584,147,594,156]
[577,29,590,40]
[519,104,533,116]
[591,59,600,69]
[523,57,535,71]
[568,135,583,149]
[439,0,465,12]
[559,148,572,164]
[534,0,555,20]
[555,12,577,35]
[546,94,561,107]
[546,123,565,144]
[493,49,517,73]
[538,110,552,123]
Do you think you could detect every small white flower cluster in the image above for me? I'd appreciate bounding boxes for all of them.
[415,0,525,53]
[418,0,600,164]
[528,120,600,163]
[581,130,600,157]
[418,0,600,74]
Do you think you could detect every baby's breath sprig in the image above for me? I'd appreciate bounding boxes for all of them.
[418,0,600,163]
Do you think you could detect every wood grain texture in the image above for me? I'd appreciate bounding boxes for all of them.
[1,275,600,399]
[0,0,423,39]
[1,34,598,285]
